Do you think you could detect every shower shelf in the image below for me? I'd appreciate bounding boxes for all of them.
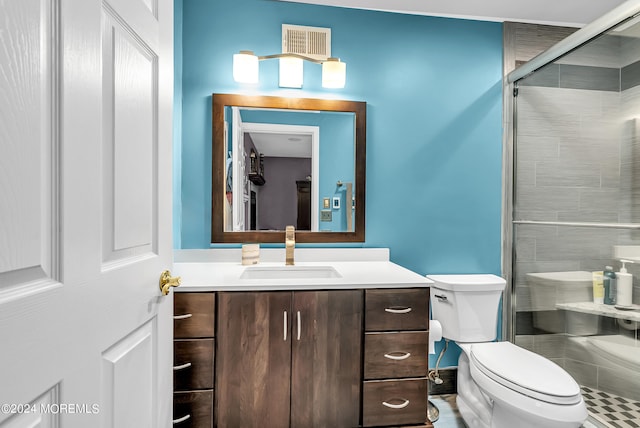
[556,302,640,322]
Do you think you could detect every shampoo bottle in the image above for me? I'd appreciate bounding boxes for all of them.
[603,266,616,305]
[592,271,604,304]
[616,260,633,308]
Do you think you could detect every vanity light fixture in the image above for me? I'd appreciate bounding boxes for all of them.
[232,50,346,89]
[279,56,304,88]
[232,51,259,84]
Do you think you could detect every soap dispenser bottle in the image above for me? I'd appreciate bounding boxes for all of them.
[616,260,633,308]
[603,266,616,305]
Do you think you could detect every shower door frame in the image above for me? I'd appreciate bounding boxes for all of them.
[502,0,640,342]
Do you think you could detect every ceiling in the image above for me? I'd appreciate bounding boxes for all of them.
[248,131,312,158]
[276,0,628,27]
[258,1,630,150]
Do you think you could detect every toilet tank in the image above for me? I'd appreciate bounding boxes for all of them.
[427,274,506,342]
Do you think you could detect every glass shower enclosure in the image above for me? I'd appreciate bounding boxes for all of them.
[509,6,640,426]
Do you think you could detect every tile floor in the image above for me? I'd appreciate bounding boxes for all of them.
[429,394,466,428]
[429,391,639,428]
[581,386,640,428]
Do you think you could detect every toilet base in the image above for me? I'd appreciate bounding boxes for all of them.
[457,349,586,428]
[457,350,492,427]
[491,398,585,428]
[457,395,489,428]
[492,401,547,428]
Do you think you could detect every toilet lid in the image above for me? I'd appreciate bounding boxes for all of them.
[469,342,582,405]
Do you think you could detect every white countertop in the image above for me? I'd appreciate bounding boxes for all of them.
[172,248,432,292]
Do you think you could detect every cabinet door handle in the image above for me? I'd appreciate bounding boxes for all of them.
[284,310,288,341]
[385,307,412,314]
[173,362,192,371]
[173,313,193,320]
[382,399,410,409]
[173,414,191,424]
[296,311,301,341]
[384,352,411,360]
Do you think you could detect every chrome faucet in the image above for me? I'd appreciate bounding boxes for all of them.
[285,225,295,265]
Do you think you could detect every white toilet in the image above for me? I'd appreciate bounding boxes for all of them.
[427,274,588,428]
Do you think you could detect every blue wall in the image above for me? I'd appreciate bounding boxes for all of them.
[176,0,504,366]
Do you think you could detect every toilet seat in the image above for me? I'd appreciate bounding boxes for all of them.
[468,342,582,405]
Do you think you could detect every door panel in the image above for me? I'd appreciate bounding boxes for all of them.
[102,2,158,265]
[216,292,292,428]
[102,321,155,428]
[108,16,155,253]
[98,0,173,425]
[0,0,66,419]
[291,290,363,428]
[0,0,173,425]
[1,386,60,428]
[0,0,58,293]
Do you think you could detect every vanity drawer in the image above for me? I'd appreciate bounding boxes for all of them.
[174,292,215,338]
[174,339,215,391]
[365,289,429,331]
[362,379,427,427]
[364,332,428,380]
[173,390,213,428]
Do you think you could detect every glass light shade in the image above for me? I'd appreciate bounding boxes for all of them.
[322,58,346,89]
[233,51,259,84]
[279,57,303,88]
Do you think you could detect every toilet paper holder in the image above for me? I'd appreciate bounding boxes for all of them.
[429,319,443,354]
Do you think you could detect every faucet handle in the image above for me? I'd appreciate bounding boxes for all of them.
[285,225,295,266]
[285,225,295,240]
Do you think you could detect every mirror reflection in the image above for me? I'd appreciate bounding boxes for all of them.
[225,107,355,233]
[211,94,366,243]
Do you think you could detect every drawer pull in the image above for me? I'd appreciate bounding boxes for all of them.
[173,414,191,424]
[382,399,410,409]
[173,362,192,371]
[284,311,288,341]
[384,307,412,314]
[384,352,411,360]
[296,311,301,341]
[173,313,193,320]
[434,294,448,302]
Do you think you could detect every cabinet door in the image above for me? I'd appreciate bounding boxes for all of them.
[291,290,363,428]
[216,292,292,428]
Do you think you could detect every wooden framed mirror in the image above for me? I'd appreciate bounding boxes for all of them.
[211,93,366,243]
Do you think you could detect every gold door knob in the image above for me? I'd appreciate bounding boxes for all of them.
[159,270,181,295]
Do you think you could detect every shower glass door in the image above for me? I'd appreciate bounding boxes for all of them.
[512,16,640,426]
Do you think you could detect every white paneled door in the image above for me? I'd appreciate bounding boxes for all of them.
[0,0,174,426]
[231,106,246,231]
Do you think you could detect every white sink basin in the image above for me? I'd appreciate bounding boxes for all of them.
[240,265,342,280]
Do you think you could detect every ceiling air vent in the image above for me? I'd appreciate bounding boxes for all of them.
[282,24,331,60]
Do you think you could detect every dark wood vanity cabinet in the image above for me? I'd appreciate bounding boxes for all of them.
[173,287,431,428]
[215,291,291,428]
[215,290,363,428]
[363,289,431,428]
[290,290,363,427]
[173,292,216,428]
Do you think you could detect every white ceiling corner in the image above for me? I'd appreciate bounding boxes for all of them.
[275,0,628,27]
